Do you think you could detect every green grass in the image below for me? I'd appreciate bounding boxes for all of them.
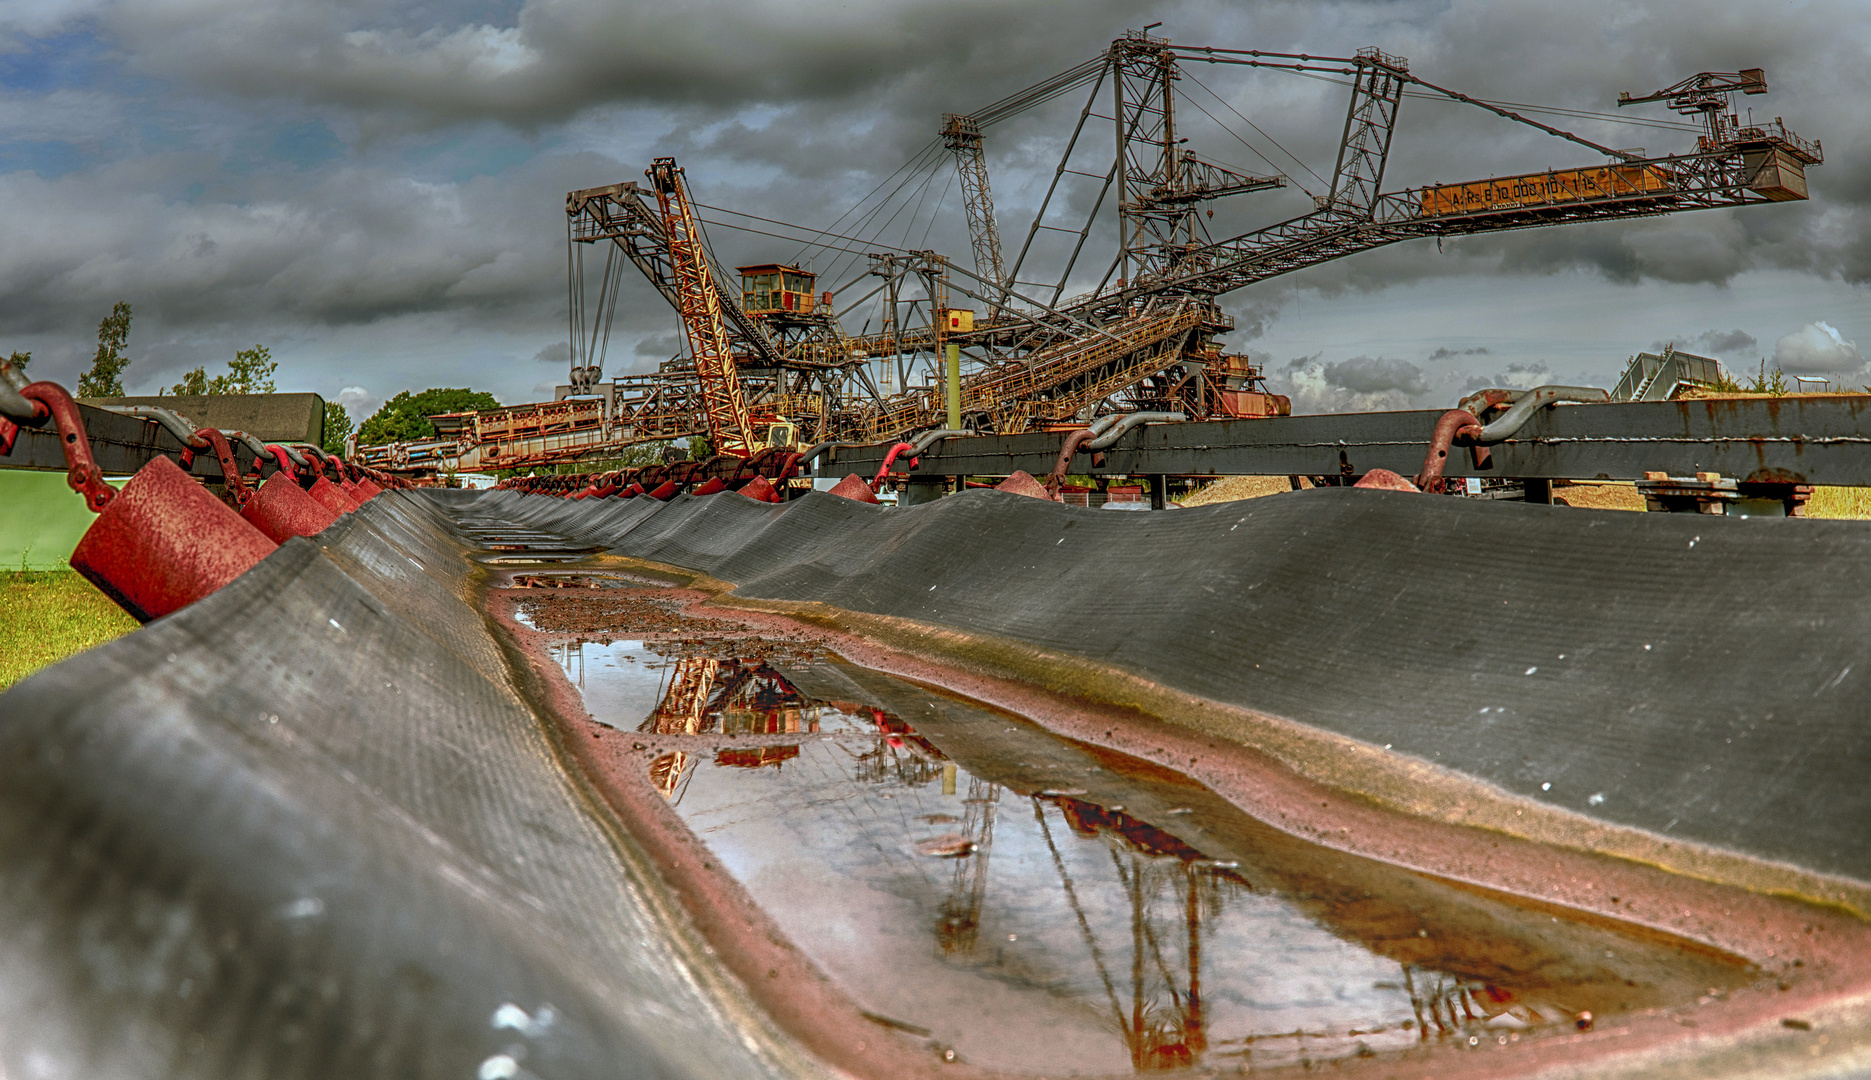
[0,570,138,689]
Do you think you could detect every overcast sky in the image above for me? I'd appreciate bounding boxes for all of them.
[0,0,1864,420]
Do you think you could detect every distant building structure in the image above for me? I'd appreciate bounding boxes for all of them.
[1611,348,1726,401]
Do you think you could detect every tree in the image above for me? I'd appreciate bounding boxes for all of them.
[169,345,278,396]
[5,350,27,373]
[356,388,499,445]
[322,401,354,456]
[77,302,133,397]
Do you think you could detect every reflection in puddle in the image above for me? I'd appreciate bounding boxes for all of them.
[553,639,1752,1075]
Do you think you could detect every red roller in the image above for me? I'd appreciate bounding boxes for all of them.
[994,471,1055,501]
[1353,468,1419,492]
[737,476,783,503]
[647,481,680,501]
[827,474,880,504]
[691,477,726,497]
[305,475,353,513]
[70,455,278,623]
[242,471,341,542]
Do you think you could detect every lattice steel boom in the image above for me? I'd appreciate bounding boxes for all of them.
[647,158,756,456]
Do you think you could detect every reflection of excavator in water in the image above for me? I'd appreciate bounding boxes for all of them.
[1038,797,1216,1070]
[935,776,1001,956]
[637,665,1546,1064]
[641,656,816,798]
[1035,795,1596,1070]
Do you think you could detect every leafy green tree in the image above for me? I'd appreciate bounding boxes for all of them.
[322,401,354,455]
[356,388,499,445]
[226,345,277,393]
[77,302,132,397]
[686,434,713,460]
[5,350,28,373]
[169,345,278,396]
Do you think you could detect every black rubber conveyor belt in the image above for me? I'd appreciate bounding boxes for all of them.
[0,490,822,1080]
[3,482,1869,1076]
[478,486,1871,890]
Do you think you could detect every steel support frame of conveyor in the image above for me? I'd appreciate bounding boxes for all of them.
[0,399,271,480]
[815,397,1871,486]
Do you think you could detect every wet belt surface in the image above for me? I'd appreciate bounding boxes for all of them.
[513,576,1753,1076]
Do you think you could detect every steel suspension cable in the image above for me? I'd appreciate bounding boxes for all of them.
[785,139,944,265]
[1180,69,1329,193]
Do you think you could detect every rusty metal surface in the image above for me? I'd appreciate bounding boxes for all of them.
[241,470,341,542]
[69,455,276,622]
[818,396,1871,484]
[78,393,327,445]
[0,395,270,480]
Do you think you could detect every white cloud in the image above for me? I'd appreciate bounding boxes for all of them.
[1773,321,1864,374]
[336,385,378,417]
[1277,355,1434,414]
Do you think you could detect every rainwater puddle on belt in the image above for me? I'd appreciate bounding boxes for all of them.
[479,553,593,565]
[549,636,1753,1076]
[547,638,878,742]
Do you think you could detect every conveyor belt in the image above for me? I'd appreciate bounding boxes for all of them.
[0,490,823,1080]
[473,486,1871,891]
[5,483,1870,1077]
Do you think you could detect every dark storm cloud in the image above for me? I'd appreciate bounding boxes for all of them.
[635,332,681,359]
[1429,346,1489,361]
[103,0,1141,132]
[1322,356,1429,395]
[0,145,648,333]
[0,0,1866,404]
[1226,300,1282,342]
[1463,361,1552,392]
[1649,328,1758,356]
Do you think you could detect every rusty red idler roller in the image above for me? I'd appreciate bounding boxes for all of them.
[70,454,278,623]
[826,474,880,504]
[241,471,341,543]
[737,476,783,503]
[305,474,356,513]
